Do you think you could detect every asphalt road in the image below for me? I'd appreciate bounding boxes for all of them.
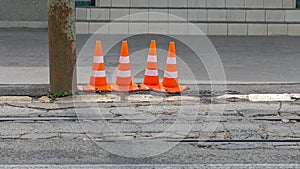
[0,139,299,165]
[1,28,300,85]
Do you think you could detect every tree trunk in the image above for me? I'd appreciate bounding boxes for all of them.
[48,0,77,93]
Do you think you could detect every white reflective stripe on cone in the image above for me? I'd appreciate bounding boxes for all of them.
[117,70,132,77]
[93,56,104,63]
[147,55,157,62]
[119,56,130,63]
[92,70,106,77]
[145,69,158,76]
[164,71,178,78]
[166,57,176,64]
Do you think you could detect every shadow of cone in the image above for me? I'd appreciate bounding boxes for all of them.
[140,40,166,92]
[83,41,112,92]
[161,42,188,93]
[112,41,139,92]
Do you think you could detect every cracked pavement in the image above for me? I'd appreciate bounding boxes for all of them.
[1,101,300,140]
[0,96,299,164]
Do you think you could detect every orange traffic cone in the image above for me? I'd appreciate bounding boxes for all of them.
[139,40,165,92]
[161,42,188,93]
[112,41,139,92]
[83,41,112,92]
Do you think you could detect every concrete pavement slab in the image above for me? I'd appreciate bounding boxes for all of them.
[0,100,300,164]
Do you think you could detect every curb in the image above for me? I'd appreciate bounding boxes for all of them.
[0,84,49,97]
[0,96,33,103]
[1,93,300,104]
[216,94,300,102]
[2,84,300,97]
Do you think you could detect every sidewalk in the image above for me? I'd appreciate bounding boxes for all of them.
[1,29,300,84]
[0,95,299,164]
[1,96,300,141]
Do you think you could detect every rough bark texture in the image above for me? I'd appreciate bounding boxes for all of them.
[48,0,76,93]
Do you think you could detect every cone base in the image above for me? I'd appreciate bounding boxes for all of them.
[139,84,167,93]
[83,84,112,92]
[112,83,140,92]
[163,85,189,93]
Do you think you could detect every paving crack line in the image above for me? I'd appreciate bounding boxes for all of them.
[277,102,283,116]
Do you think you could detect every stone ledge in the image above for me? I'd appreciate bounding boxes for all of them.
[55,95,121,103]
[0,96,32,103]
[2,93,300,104]
[217,93,299,102]
[249,94,294,102]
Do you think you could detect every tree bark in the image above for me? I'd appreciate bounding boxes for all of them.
[48,0,77,93]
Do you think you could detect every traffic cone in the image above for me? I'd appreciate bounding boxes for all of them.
[139,40,166,92]
[83,41,112,92]
[161,42,188,93]
[112,41,139,92]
